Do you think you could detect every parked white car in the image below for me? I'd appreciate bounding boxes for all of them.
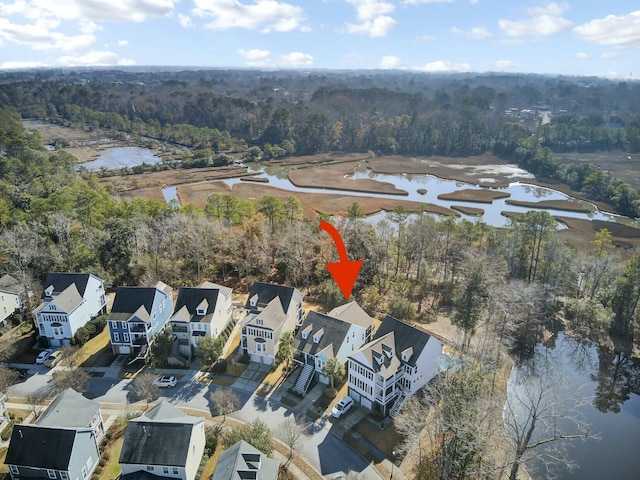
[152,375,177,388]
[331,396,354,418]
[35,349,53,364]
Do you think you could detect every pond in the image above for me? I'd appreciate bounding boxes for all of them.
[510,333,640,480]
[78,146,163,171]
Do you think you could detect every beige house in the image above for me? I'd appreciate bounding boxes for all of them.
[0,275,25,327]
[240,282,303,365]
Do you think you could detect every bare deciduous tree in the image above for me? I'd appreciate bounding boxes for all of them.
[503,368,597,480]
[209,388,239,423]
[276,416,308,465]
[26,388,50,419]
[0,367,18,395]
[51,369,90,394]
[131,373,160,408]
[59,345,80,367]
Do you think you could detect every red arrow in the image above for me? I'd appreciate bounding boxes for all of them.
[319,220,363,301]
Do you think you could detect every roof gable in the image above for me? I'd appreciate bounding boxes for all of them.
[244,282,301,314]
[172,286,222,322]
[374,315,432,367]
[327,302,374,329]
[213,440,279,480]
[292,311,351,357]
[245,298,286,330]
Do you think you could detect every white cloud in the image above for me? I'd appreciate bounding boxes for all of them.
[380,55,405,69]
[238,48,271,66]
[0,17,95,51]
[178,13,194,28]
[576,52,589,60]
[602,51,622,59]
[469,0,478,4]
[344,0,398,37]
[574,11,640,50]
[0,1,29,16]
[499,2,571,39]
[278,51,313,67]
[193,0,307,33]
[31,0,177,23]
[0,60,50,69]
[78,19,101,34]
[451,26,492,39]
[414,33,435,42]
[117,40,129,46]
[416,60,471,72]
[403,0,453,4]
[495,59,517,69]
[58,50,135,66]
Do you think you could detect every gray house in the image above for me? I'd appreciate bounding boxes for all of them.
[119,401,205,480]
[4,425,99,480]
[36,388,105,444]
[212,440,279,480]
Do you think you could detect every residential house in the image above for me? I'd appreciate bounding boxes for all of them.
[36,388,105,444]
[240,282,303,365]
[119,401,205,480]
[212,440,279,480]
[107,282,173,359]
[33,273,107,347]
[291,302,374,394]
[169,281,233,357]
[0,274,26,327]
[4,425,99,480]
[347,315,442,417]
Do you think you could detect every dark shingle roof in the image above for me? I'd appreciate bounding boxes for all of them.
[110,286,158,318]
[40,273,95,299]
[245,282,300,314]
[119,422,195,466]
[172,287,220,323]
[5,425,84,469]
[292,311,351,358]
[373,315,432,367]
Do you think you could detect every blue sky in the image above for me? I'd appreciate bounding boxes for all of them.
[0,1,638,78]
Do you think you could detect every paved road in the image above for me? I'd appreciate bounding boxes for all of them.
[6,364,370,479]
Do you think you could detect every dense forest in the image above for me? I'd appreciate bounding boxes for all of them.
[1,70,640,479]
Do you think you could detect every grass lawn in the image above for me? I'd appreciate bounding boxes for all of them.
[200,447,223,480]
[353,418,403,458]
[99,436,124,480]
[76,329,113,367]
[0,446,7,473]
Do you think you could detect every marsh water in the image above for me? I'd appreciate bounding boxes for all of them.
[510,333,640,480]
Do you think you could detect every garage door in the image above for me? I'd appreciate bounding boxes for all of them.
[361,397,373,410]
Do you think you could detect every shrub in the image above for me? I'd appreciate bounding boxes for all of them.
[102,451,110,461]
[211,359,227,374]
[325,387,338,399]
[98,459,106,467]
[94,466,103,475]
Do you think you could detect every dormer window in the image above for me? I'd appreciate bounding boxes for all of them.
[249,294,258,307]
[373,352,384,365]
[313,328,324,344]
[196,299,208,316]
[382,344,393,359]
[44,285,54,297]
[301,325,312,339]
[401,347,413,362]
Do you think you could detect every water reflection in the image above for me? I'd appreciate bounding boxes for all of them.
[511,332,640,479]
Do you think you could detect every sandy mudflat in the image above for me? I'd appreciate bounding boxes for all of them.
[504,199,591,213]
[288,161,408,195]
[437,189,511,203]
[450,205,484,216]
[177,182,457,218]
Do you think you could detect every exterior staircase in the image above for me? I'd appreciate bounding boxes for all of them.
[389,390,409,418]
[293,363,315,395]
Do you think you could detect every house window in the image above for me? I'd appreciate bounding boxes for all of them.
[110,321,116,330]
[86,457,93,471]
[113,332,120,342]
[163,467,169,474]
[81,467,87,480]
[146,466,155,472]
[47,470,56,479]
[172,468,179,475]
[9,466,18,475]
[60,472,69,480]
[124,333,129,342]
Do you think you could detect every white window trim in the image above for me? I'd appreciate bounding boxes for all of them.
[113,332,120,342]
[9,466,19,475]
[47,470,56,479]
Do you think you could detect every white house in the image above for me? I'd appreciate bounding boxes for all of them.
[347,315,442,417]
[33,273,107,347]
[119,401,205,480]
[240,282,303,365]
[0,274,25,327]
[292,302,374,394]
[169,281,233,356]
